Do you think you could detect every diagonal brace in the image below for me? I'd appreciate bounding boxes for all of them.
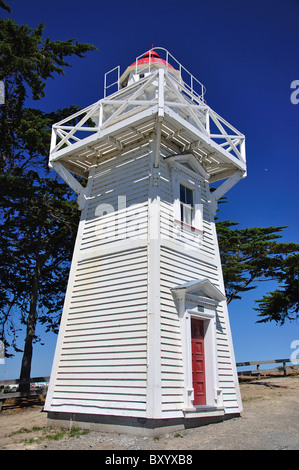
[50,161,87,210]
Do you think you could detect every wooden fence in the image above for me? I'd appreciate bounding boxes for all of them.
[1,359,299,409]
[236,358,299,378]
[0,376,50,410]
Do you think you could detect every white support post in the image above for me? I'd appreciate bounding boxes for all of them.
[154,118,162,169]
[146,140,162,419]
[240,138,246,164]
[50,127,57,154]
[50,161,87,210]
[210,170,244,215]
[99,102,103,127]
[158,68,164,119]
[205,109,210,134]
[212,170,244,201]
[153,69,164,170]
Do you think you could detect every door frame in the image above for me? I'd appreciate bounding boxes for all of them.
[183,306,218,410]
[191,318,206,406]
[171,279,225,412]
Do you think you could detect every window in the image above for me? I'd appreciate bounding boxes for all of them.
[180,184,194,226]
[165,155,205,242]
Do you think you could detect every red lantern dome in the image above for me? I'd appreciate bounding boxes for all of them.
[130,50,174,69]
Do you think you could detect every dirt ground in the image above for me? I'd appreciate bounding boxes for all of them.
[1,375,299,450]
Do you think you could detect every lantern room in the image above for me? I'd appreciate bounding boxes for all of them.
[119,49,180,88]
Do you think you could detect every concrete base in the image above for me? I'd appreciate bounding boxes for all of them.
[47,410,240,437]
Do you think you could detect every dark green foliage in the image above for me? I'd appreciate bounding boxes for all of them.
[216,220,299,324]
[0,170,80,377]
[0,19,95,100]
[255,254,299,324]
[0,3,96,379]
[0,12,95,173]
[0,1,10,12]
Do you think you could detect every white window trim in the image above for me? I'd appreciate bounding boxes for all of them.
[170,162,204,242]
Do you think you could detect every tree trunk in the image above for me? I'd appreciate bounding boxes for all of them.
[19,255,42,391]
[19,308,36,391]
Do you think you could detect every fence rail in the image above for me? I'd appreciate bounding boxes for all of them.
[0,376,49,409]
[236,359,299,378]
[1,359,298,408]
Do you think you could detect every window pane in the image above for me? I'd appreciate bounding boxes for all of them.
[179,184,195,225]
[184,205,192,225]
[180,203,184,222]
[186,187,193,206]
[180,184,185,203]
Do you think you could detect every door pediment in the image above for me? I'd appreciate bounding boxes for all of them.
[171,278,226,302]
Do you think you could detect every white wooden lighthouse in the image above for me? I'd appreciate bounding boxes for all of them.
[45,48,246,435]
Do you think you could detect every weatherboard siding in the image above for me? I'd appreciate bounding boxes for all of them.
[82,146,150,252]
[160,246,212,414]
[158,152,239,414]
[48,148,151,417]
[49,247,149,416]
[159,155,216,259]
[159,244,239,415]
[46,145,240,419]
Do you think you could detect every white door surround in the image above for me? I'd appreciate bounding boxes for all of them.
[171,279,226,412]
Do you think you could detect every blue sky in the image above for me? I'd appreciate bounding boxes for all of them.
[1,0,299,379]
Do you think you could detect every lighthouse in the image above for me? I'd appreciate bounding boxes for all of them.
[45,48,246,435]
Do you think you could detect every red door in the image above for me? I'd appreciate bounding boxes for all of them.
[191,319,206,405]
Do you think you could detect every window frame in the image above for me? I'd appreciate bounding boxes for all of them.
[171,162,203,238]
[179,183,195,226]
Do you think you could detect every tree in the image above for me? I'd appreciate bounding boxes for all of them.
[255,253,299,325]
[216,219,299,323]
[0,14,95,172]
[0,171,79,382]
[0,3,96,381]
[0,1,10,13]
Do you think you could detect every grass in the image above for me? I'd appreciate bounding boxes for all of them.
[11,426,44,436]
[44,429,68,441]
[69,427,89,438]
[16,426,90,446]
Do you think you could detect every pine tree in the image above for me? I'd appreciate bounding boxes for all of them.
[0,3,96,383]
[255,253,299,324]
[0,171,80,382]
[216,219,299,323]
